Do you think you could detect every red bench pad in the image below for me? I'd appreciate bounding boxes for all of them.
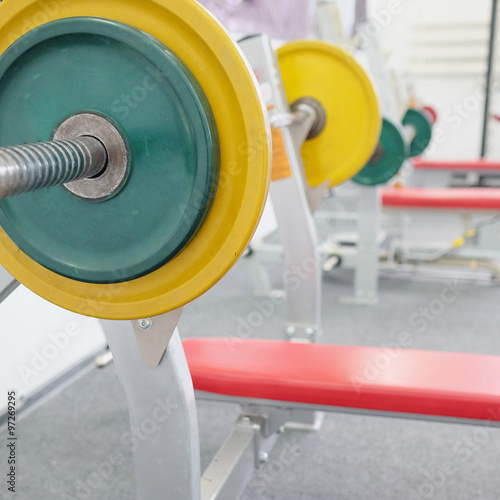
[183,338,500,422]
[413,159,500,171]
[382,187,500,210]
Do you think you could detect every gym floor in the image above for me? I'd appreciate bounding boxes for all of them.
[1,214,500,500]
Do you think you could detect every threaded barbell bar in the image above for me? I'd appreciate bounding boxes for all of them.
[0,137,107,199]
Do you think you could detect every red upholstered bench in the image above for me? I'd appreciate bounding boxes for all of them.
[413,159,500,171]
[183,338,500,423]
[381,187,500,211]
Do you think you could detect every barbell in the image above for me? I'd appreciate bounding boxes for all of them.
[0,1,271,320]
[353,108,433,186]
[277,40,381,188]
[0,0,382,320]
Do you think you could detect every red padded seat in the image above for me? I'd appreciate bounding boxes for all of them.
[381,187,500,210]
[183,338,500,422]
[413,159,500,171]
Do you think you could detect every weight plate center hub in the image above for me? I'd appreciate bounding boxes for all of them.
[53,113,130,202]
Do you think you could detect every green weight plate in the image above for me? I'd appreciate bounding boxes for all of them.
[353,117,406,186]
[403,108,432,157]
[0,18,219,284]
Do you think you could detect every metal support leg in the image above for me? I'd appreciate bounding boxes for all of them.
[341,185,380,304]
[355,186,380,304]
[239,35,324,428]
[201,406,289,500]
[239,36,323,343]
[102,320,201,500]
[315,1,350,46]
[270,178,322,341]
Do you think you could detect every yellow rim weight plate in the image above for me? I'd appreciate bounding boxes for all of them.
[277,40,381,187]
[0,0,271,320]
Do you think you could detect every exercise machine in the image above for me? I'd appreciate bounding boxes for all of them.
[1,2,499,500]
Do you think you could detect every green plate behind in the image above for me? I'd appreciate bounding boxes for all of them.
[403,108,432,158]
[353,117,406,186]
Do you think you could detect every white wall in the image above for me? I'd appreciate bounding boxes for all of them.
[368,0,497,159]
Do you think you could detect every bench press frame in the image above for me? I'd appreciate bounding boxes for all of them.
[249,5,413,305]
[409,159,500,188]
[1,22,499,500]
[381,190,500,279]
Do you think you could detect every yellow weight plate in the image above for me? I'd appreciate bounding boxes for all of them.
[277,40,381,187]
[0,0,271,320]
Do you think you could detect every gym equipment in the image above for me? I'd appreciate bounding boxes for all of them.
[246,36,383,310]
[185,338,500,423]
[422,105,438,125]
[353,117,407,186]
[402,108,433,158]
[382,187,500,211]
[353,108,434,187]
[0,0,271,320]
[414,159,500,170]
[0,1,363,496]
[278,40,381,187]
[410,158,500,188]
[183,32,500,499]
[312,7,440,303]
[321,182,500,289]
[248,3,437,307]
[183,336,500,500]
[308,4,394,304]
[381,186,500,278]
[1,2,500,500]
[242,35,382,339]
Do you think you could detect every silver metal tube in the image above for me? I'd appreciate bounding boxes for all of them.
[0,137,107,199]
